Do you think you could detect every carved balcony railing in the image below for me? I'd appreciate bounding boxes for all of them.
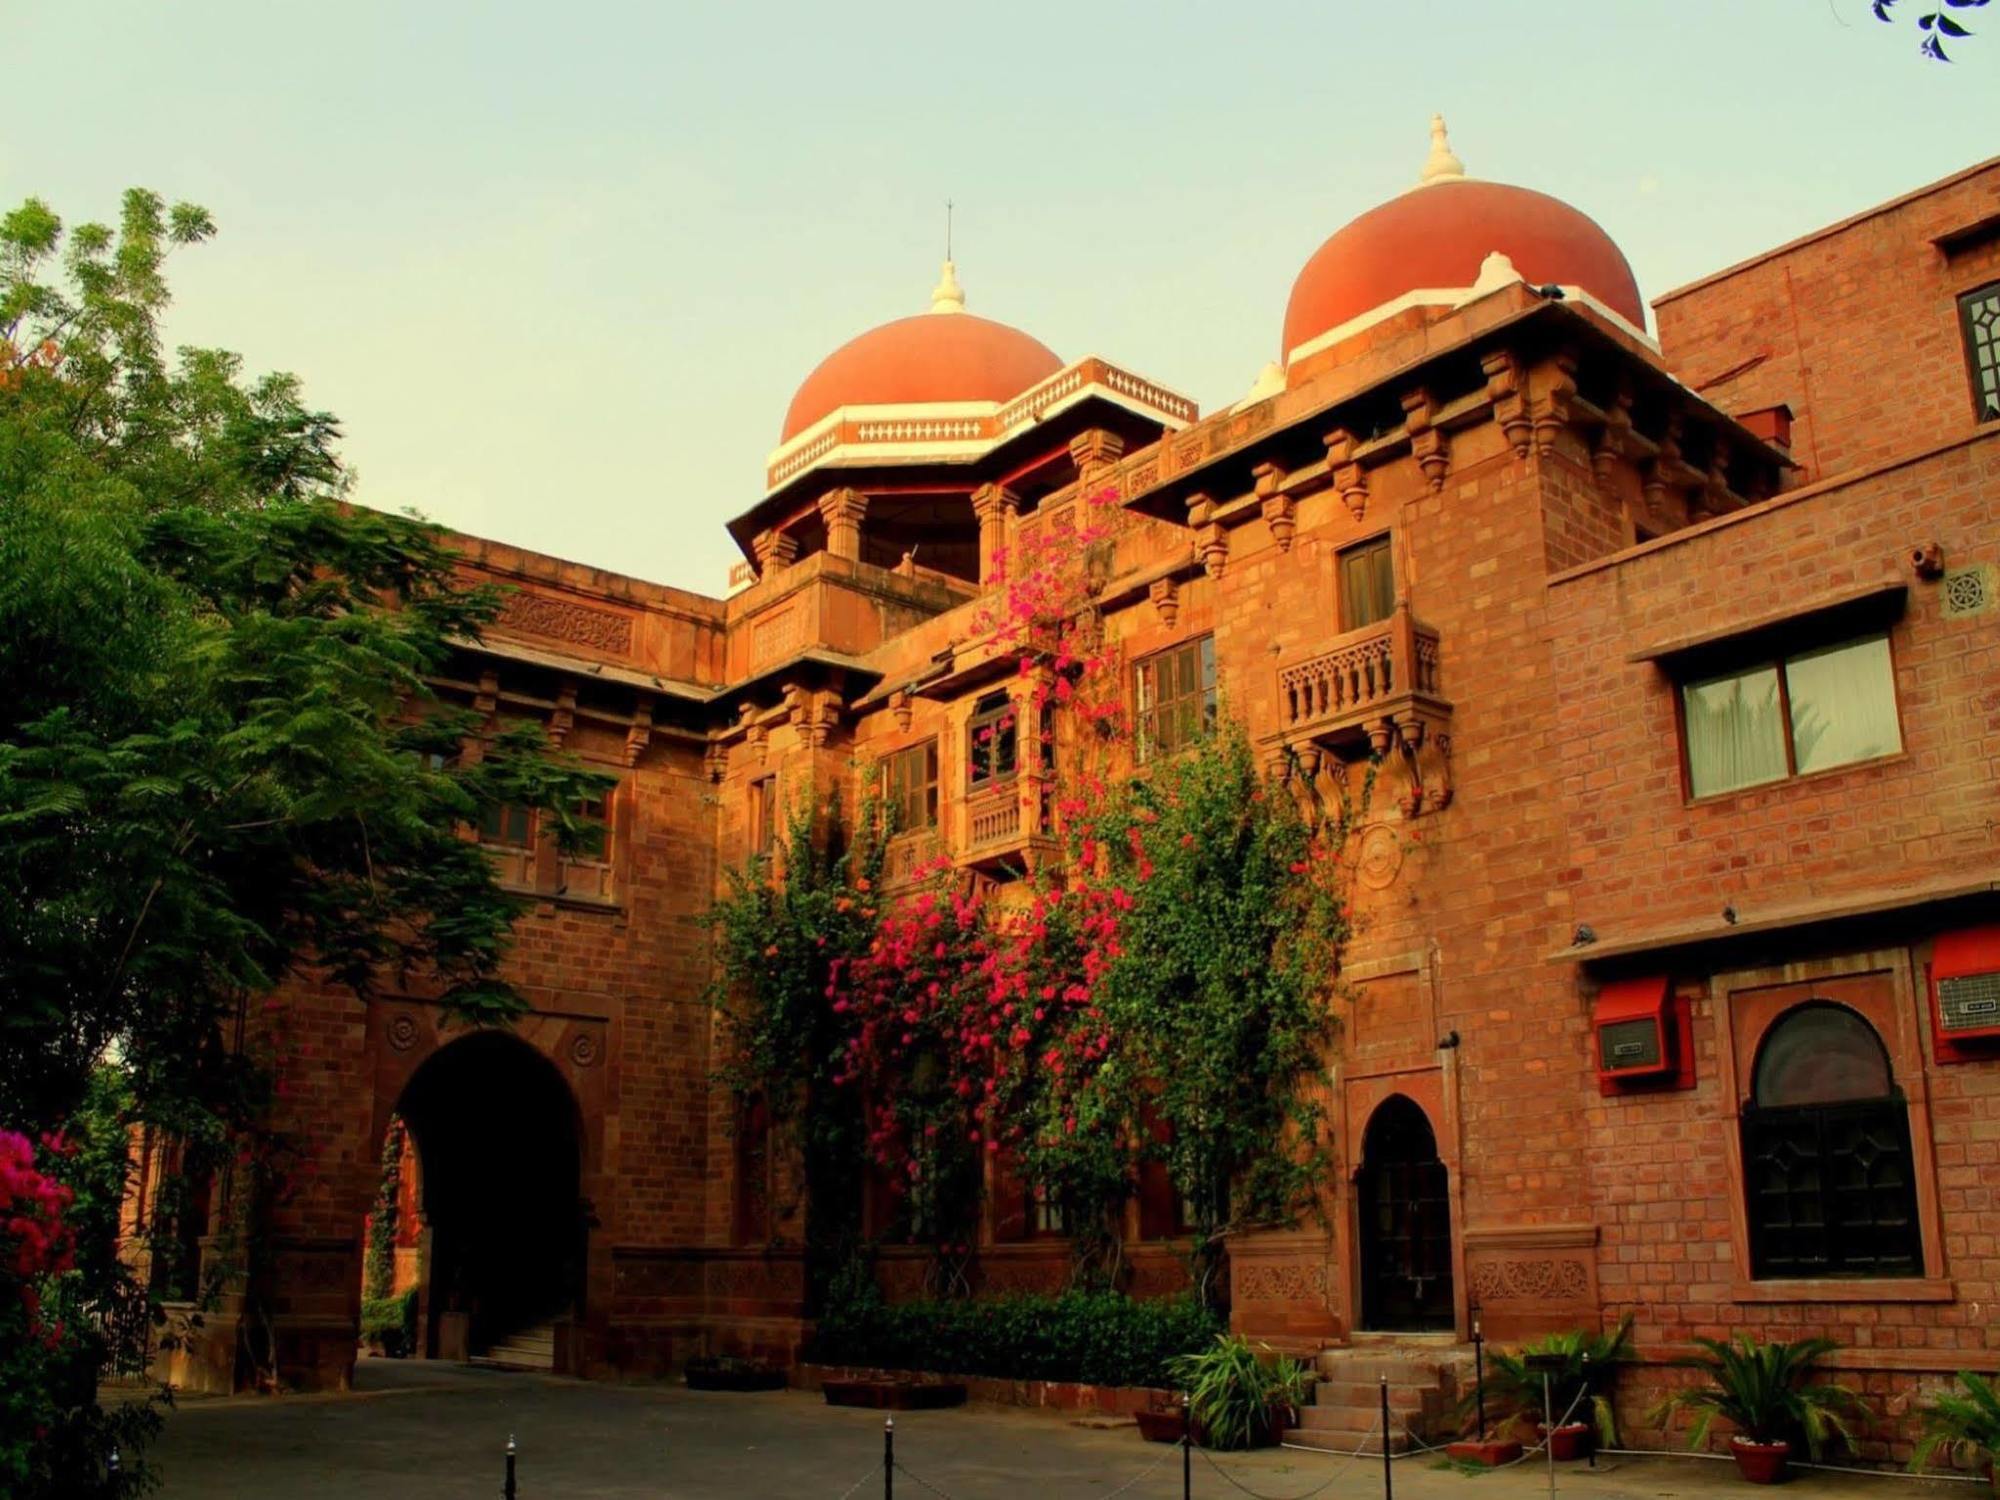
[960,776,1056,874]
[1272,600,1454,816]
[882,831,949,892]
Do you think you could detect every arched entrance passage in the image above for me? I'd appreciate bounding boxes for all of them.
[1357,1094,1453,1332]
[395,1030,586,1360]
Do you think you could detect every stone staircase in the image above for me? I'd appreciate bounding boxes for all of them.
[470,1320,556,1372]
[1288,1341,1471,1456]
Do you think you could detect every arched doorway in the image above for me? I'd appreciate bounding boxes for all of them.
[1357,1095,1453,1332]
[395,1031,587,1361]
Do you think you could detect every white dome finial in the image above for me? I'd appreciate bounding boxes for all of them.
[930,259,966,314]
[1418,113,1466,187]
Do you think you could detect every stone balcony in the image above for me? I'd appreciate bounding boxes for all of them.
[959,776,1057,875]
[1273,601,1454,815]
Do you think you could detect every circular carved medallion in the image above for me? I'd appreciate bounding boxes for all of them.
[385,1012,420,1052]
[1356,825,1404,891]
[570,1032,601,1068]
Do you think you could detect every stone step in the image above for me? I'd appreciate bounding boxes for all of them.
[1314,1379,1442,1411]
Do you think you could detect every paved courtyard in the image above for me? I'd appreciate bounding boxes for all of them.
[147,1361,1959,1500]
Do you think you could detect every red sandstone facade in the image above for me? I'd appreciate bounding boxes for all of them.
[141,129,2000,1457]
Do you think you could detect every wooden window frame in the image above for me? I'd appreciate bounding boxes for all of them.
[1957,278,2000,424]
[478,802,535,850]
[1337,531,1397,633]
[750,775,778,857]
[883,738,940,835]
[1713,956,1951,1303]
[1673,628,1905,803]
[1133,635,1218,765]
[967,691,1019,791]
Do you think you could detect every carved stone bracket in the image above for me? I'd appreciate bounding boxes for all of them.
[1400,389,1450,493]
[1366,713,1454,818]
[971,482,1022,584]
[550,680,577,748]
[475,668,500,719]
[1185,491,1227,580]
[1323,428,1369,521]
[703,739,728,783]
[1592,388,1632,490]
[1481,349,1532,458]
[1528,352,1577,461]
[624,698,653,768]
[817,487,869,561]
[1252,462,1297,551]
[752,527,799,577]
[1147,576,1181,628]
[890,688,913,733]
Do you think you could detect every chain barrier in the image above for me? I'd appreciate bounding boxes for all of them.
[1197,1408,1381,1500]
[833,1461,883,1500]
[891,1459,966,1500]
[1096,1436,1181,1499]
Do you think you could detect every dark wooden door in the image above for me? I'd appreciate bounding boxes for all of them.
[1358,1096,1454,1331]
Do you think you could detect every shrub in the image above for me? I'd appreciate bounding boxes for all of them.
[1471,1316,1634,1445]
[360,1289,418,1359]
[810,1288,1220,1389]
[1649,1335,1863,1457]
[1910,1372,2000,1479]
[1168,1334,1313,1450]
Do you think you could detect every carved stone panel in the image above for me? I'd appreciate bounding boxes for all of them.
[497,592,635,656]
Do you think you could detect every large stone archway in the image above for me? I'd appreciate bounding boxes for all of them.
[394,1029,588,1363]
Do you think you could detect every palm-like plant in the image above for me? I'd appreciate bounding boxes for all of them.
[1910,1372,2000,1480]
[1474,1316,1634,1445]
[1649,1335,1863,1457]
[1168,1335,1310,1450]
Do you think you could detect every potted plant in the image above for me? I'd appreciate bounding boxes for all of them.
[1649,1334,1864,1484]
[1910,1371,2000,1494]
[1473,1316,1634,1460]
[1167,1335,1309,1450]
[684,1354,787,1392]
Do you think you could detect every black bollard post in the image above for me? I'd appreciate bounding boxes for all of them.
[1380,1375,1393,1500]
[884,1415,894,1500]
[1582,1354,1595,1469]
[504,1434,517,1500]
[1182,1391,1193,1500]
[1472,1317,1486,1441]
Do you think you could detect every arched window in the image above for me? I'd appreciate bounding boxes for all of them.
[1741,1003,1921,1279]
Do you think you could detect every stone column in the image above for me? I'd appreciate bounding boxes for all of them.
[970,482,1021,583]
[1067,429,1125,487]
[817,487,868,562]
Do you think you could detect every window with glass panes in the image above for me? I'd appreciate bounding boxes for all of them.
[1960,280,2000,424]
[967,692,1018,788]
[478,803,533,848]
[884,739,939,833]
[1679,631,1901,799]
[1134,636,1217,763]
[571,790,611,861]
[1339,534,1396,631]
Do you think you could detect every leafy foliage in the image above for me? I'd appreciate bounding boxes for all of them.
[1167,1334,1314,1450]
[705,796,884,1307]
[1872,0,1988,61]
[363,1118,404,1304]
[1470,1316,1634,1445]
[811,1283,1220,1390]
[3,189,603,1489]
[1649,1335,1863,1456]
[1910,1371,2000,1477]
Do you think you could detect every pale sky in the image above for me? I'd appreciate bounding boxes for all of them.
[6,2,1995,596]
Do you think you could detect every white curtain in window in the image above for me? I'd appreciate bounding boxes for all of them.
[1683,666,1787,797]
[1785,632,1901,774]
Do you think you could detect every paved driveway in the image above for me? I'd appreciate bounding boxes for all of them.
[146,1360,1945,1500]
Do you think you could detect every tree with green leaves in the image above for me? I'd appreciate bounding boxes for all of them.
[2,188,605,1495]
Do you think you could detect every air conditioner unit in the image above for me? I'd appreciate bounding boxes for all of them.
[1593,975,1694,1095]
[1931,925,2000,1061]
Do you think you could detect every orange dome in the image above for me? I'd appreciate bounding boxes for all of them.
[781,265,1063,441]
[1283,124,1642,360]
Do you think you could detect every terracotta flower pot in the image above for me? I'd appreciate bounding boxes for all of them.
[1540,1422,1593,1462]
[1134,1408,1187,1444]
[1730,1437,1791,1484]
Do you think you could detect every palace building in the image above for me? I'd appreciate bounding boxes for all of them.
[138,123,2000,1452]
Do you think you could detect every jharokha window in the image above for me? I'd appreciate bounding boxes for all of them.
[1680,631,1902,798]
[967,691,1018,789]
[1960,279,2000,423]
[1338,534,1396,632]
[885,739,940,833]
[1134,636,1218,764]
[1741,1002,1922,1279]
